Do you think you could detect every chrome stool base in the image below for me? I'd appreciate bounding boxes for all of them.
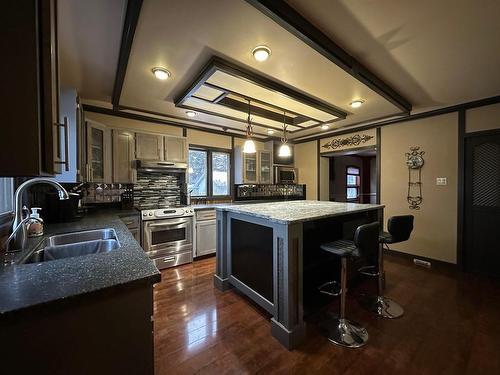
[362,295,404,319]
[320,316,369,348]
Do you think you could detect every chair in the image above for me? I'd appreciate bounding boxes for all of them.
[317,222,379,348]
[360,215,414,319]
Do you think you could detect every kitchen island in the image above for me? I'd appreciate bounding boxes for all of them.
[214,200,383,349]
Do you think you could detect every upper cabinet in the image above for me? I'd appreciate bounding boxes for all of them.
[86,121,112,182]
[0,0,63,176]
[135,133,163,161]
[164,136,188,163]
[113,130,136,183]
[259,150,272,184]
[235,147,273,184]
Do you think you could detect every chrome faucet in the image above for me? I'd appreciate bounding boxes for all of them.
[9,178,69,251]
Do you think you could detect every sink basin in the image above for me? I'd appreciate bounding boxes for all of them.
[22,228,121,264]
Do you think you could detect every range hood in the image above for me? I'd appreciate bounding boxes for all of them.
[135,160,188,172]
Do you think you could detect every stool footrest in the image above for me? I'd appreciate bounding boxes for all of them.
[358,265,379,277]
[318,281,341,297]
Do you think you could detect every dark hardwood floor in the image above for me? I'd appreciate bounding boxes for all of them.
[153,255,500,375]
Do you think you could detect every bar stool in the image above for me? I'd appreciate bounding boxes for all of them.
[360,215,414,319]
[317,222,379,348]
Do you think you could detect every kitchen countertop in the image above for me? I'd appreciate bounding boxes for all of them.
[216,200,384,224]
[0,210,160,316]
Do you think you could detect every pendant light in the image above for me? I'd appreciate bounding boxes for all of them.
[278,111,291,157]
[243,99,256,154]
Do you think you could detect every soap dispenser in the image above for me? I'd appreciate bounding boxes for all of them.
[26,207,44,237]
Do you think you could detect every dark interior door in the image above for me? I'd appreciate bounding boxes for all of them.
[464,132,500,277]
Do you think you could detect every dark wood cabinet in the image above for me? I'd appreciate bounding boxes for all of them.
[0,0,64,176]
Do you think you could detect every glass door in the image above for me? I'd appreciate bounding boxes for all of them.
[244,153,257,183]
[259,151,272,184]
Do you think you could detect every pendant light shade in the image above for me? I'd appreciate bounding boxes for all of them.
[243,99,256,154]
[278,143,291,157]
[243,139,256,153]
[278,111,292,157]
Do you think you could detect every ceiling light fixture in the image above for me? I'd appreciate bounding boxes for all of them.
[152,67,171,80]
[321,125,329,130]
[243,99,256,154]
[252,45,271,62]
[350,99,364,108]
[186,111,196,118]
[278,111,292,157]
[267,129,275,135]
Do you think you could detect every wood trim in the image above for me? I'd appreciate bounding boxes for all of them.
[82,105,258,140]
[464,128,500,138]
[111,0,143,109]
[384,248,457,272]
[457,110,465,270]
[174,55,347,123]
[316,139,320,200]
[376,127,381,204]
[294,95,500,144]
[245,0,411,113]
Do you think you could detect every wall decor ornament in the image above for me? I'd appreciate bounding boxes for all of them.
[322,134,374,150]
[406,146,425,209]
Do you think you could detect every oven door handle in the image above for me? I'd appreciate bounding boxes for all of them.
[147,220,188,228]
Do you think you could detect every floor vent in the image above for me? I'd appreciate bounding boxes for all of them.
[413,258,431,268]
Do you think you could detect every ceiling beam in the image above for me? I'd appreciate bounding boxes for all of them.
[245,0,412,114]
[111,0,143,110]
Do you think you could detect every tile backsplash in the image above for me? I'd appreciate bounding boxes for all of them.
[133,171,182,209]
[82,183,133,204]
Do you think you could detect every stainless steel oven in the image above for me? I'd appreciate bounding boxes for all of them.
[141,207,194,269]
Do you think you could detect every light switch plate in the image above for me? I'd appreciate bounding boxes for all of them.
[436,177,447,186]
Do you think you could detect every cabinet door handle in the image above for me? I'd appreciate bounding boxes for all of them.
[54,117,69,171]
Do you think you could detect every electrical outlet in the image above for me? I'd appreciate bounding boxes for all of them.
[414,258,431,268]
[436,177,447,186]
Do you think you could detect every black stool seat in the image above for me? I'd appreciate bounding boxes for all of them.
[320,239,358,257]
[379,215,414,244]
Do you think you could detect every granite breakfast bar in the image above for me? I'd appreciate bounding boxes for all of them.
[214,200,384,349]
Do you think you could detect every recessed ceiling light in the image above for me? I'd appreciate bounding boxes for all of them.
[252,45,271,62]
[350,99,364,108]
[186,111,196,118]
[321,125,329,130]
[152,67,171,80]
[267,129,275,135]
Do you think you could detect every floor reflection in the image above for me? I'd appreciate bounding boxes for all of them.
[186,308,218,350]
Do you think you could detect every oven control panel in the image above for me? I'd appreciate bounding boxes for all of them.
[141,207,194,220]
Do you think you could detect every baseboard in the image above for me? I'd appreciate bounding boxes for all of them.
[194,253,216,261]
[384,248,457,272]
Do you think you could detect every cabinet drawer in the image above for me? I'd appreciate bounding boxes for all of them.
[120,215,140,229]
[195,209,216,221]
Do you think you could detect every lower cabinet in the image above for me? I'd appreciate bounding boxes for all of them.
[1,281,156,375]
[194,209,216,257]
[120,214,141,243]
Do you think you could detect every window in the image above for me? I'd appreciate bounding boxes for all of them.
[0,178,14,215]
[188,148,231,197]
[188,149,208,197]
[346,166,360,201]
[212,152,230,196]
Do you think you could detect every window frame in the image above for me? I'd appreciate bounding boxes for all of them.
[188,145,232,199]
[346,165,361,201]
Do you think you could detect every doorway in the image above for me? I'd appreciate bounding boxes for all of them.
[324,147,377,204]
[464,131,500,277]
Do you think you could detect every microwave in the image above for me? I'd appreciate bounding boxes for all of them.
[274,166,298,184]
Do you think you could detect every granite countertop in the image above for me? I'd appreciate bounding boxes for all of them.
[0,210,160,316]
[216,200,384,224]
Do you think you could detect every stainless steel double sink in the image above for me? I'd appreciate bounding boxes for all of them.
[22,228,121,264]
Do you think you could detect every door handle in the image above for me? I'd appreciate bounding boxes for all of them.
[148,220,187,227]
[54,117,69,171]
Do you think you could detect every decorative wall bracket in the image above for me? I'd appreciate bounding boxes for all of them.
[321,134,374,151]
[406,146,425,209]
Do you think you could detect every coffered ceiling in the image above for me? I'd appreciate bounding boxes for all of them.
[59,0,500,140]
